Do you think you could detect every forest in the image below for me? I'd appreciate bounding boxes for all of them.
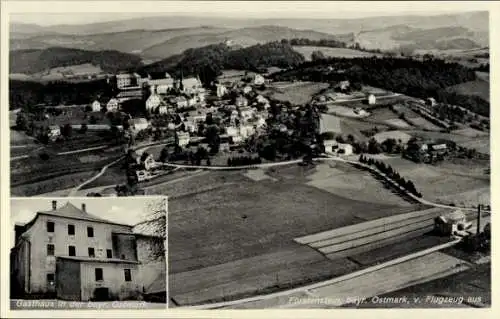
[10,47,143,74]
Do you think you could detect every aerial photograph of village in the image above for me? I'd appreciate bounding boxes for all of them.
[8,1,490,310]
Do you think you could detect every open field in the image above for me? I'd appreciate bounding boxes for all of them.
[325,104,369,118]
[446,80,490,102]
[11,171,98,197]
[293,46,381,60]
[349,262,490,308]
[305,162,412,207]
[164,168,421,305]
[266,81,329,105]
[407,116,442,131]
[377,156,490,206]
[373,130,412,144]
[320,114,342,134]
[10,147,123,196]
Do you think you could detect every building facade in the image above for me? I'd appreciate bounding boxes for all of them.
[10,201,164,302]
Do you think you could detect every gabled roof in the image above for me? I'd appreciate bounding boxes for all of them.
[38,202,118,224]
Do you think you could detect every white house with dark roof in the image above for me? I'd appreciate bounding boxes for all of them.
[10,201,165,302]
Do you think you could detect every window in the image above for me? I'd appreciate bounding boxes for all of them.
[47,221,54,232]
[106,249,112,258]
[87,227,94,238]
[88,248,95,258]
[47,244,55,256]
[124,269,132,282]
[47,273,55,286]
[68,246,76,256]
[68,224,75,235]
[95,268,103,281]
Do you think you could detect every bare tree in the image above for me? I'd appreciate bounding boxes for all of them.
[133,198,167,261]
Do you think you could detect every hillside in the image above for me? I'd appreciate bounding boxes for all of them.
[12,25,345,61]
[9,47,143,74]
[355,25,486,52]
[293,46,380,60]
[142,41,305,82]
[10,11,488,58]
[11,11,488,36]
[9,26,230,55]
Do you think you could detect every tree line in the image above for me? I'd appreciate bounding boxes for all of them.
[359,154,422,198]
[10,47,143,74]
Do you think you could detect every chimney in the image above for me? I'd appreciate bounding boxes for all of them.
[52,200,57,211]
[81,203,86,212]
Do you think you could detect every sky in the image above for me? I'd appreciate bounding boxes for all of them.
[10,197,166,247]
[7,1,491,26]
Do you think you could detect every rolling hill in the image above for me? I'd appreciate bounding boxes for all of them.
[10,11,488,59]
[141,25,348,60]
[9,47,143,74]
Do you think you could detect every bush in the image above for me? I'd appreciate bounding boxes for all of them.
[39,152,50,161]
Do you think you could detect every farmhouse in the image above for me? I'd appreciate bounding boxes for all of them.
[367,94,377,105]
[323,139,338,153]
[106,99,119,112]
[48,126,61,140]
[236,96,248,107]
[243,85,252,95]
[177,132,190,147]
[91,100,101,112]
[10,201,164,301]
[216,84,228,98]
[116,73,141,89]
[129,118,150,133]
[337,143,354,156]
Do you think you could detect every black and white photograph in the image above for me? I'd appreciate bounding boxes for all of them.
[3,0,493,313]
[9,197,167,309]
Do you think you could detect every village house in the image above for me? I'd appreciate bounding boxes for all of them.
[116,73,141,89]
[116,87,143,103]
[225,126,239,137]
[235,96,248,108]
[367,94,377,105]
[91,100,101,112]
[48,126,61,140]
[129,118,150,133]
[180,77,203,95]
[216,84,228,98]
[106,98,119,112]
[337,143,354,156]
[10,201,165,302]
[426,97,437,107]
[239,107,255,122]
[175,96,188,109]
[177,132,190,147]
[243,85,252,95]
[323,139,338,153]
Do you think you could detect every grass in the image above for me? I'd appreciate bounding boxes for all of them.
[379,156,489,205]
[293,46,381,61]
[267,81,330,105]
[304,162,412,207]
[11,171,98,196]
[373,130,413,144]
[162,168,421,304]
[407,116,442,131]
[349,262,490,308]
[446,80,490,102]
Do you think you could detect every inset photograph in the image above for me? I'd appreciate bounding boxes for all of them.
[10,197,167,310]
